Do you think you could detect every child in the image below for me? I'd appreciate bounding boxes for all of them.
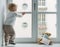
[3,3,25,45]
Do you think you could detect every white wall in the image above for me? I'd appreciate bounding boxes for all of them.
[0,0,5,46]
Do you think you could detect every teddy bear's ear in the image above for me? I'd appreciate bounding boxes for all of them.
[45,32,51,36]
[42,32,45,35]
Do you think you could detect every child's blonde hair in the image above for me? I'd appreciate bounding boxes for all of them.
[8,3,17,11]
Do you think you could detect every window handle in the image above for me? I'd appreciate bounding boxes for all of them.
[34,3,36,10]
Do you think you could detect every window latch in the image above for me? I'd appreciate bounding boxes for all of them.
[34,3,36,10]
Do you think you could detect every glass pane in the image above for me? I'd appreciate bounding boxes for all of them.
[13,0,32,12]
[38,0,57,12]
[38,14,57,38]
[13,14,32,38]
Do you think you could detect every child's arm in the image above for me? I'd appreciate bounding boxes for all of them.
[22,12,25,15]
[15,12,25,17]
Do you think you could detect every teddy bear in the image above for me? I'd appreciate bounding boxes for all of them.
[37,32,52,45]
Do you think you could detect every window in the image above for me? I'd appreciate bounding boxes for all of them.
[38,14,57,38]
[38,0,57,38]
[38,0,57,12]
[13,14,32,38]
[13,0,32,38]
[13,0,32,12]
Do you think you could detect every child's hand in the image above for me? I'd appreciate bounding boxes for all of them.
[22,12,25,15]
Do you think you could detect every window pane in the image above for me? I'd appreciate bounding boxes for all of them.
[13,0,32,12]
[38,0,57,12]
[13,14,32,38]
[38,14,57,38]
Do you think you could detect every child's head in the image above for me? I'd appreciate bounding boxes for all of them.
[8,3,17,12]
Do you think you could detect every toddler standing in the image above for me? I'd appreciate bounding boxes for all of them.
[3,3,25,46]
